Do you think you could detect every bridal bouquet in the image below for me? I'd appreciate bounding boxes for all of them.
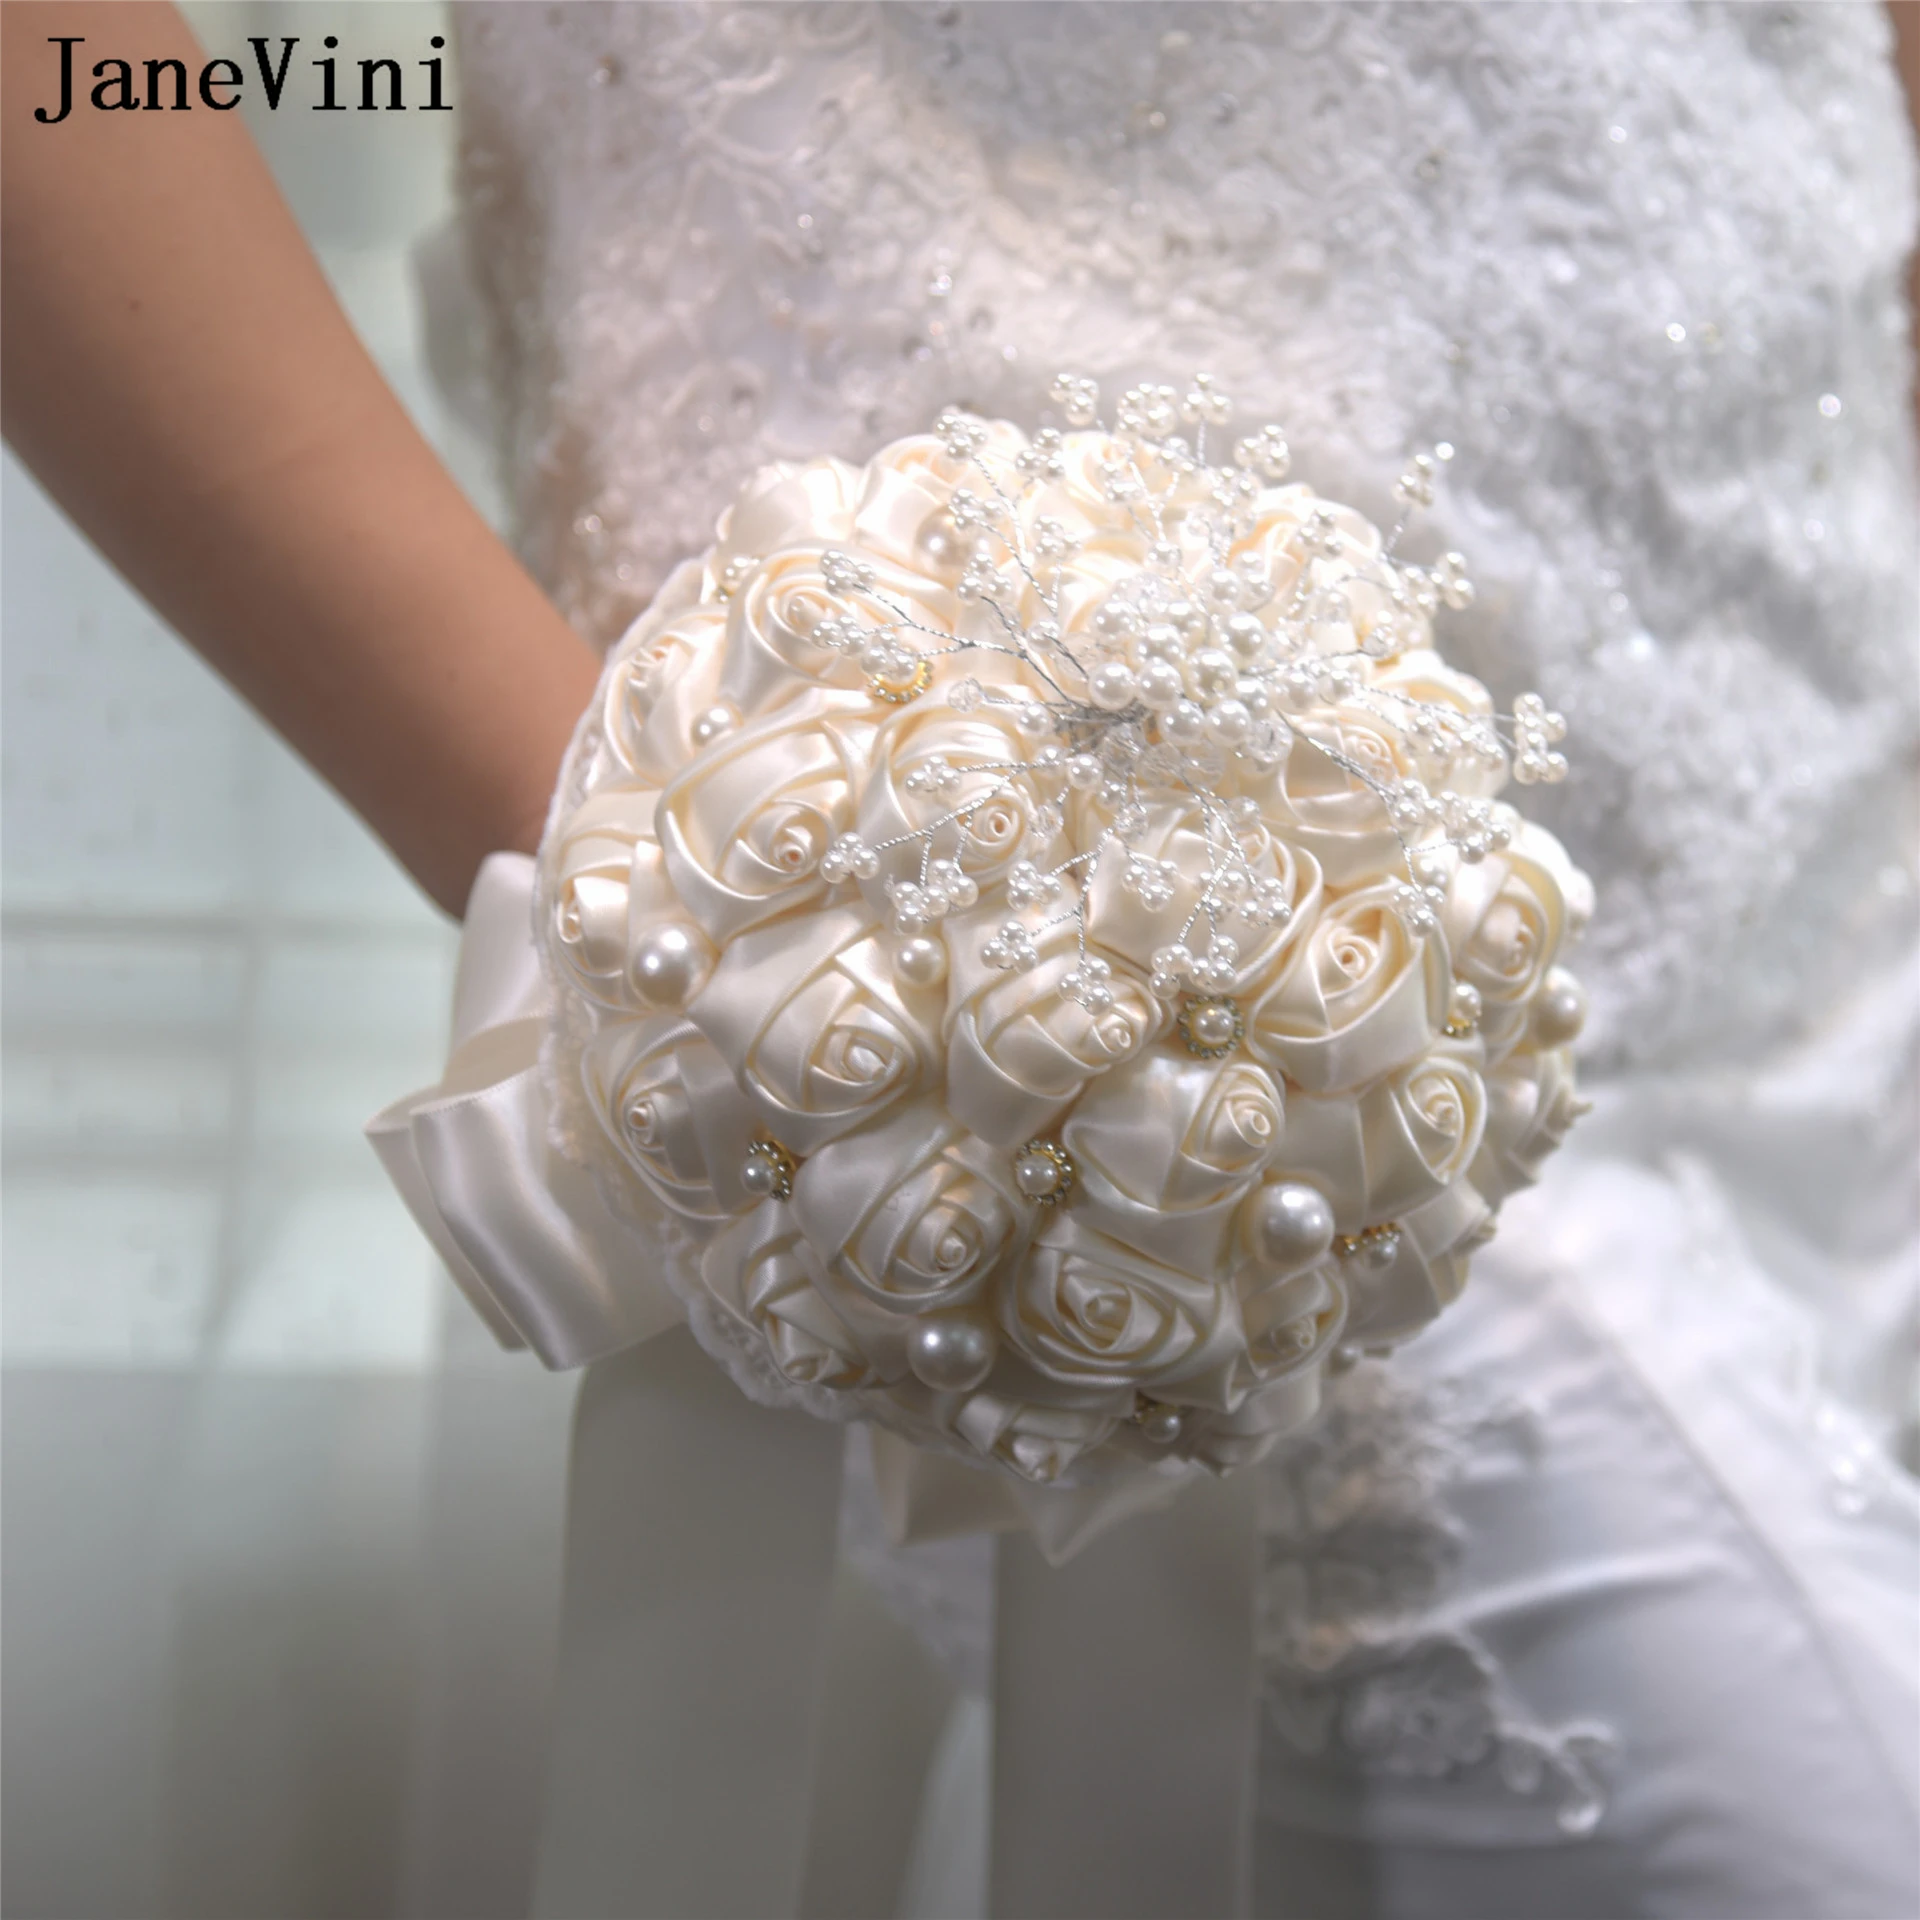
[537,376,1592,1490]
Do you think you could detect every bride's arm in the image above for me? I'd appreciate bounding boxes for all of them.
[0,2,600,917]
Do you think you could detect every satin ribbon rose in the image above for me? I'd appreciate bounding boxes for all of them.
[950,1391,1120,1486]
[1471,1044,1588,1205]
[999,1214,1245,1412]
[1235,1261,1349,1386]
[689,906,943,1155]
[547,788,689,1011]
[656,692,878,943]
[1063,1051,1285,1273]
[704,457,859,588]
[1340,1177,1496,1347]
[1369,648,1505,800]
[792,1098,1029,1319]
[1248,879,1450,1093]
[1269,1048,1489,1231]
[717,544,961,718]
[941,916,1168,1147]
[699,1202,879,1393]
[1081,796,1322,994]
[844,426,1030,579]
[1259,704,1418,887]
[1023,429,1214,553]
[858,702,1057,899]
[1180,1282,1346,1469]
[580,1016,761,1223]
[1441,821,1585,1059]
[600,601,730,787]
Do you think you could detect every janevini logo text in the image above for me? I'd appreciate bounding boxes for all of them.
[33,36,452,125]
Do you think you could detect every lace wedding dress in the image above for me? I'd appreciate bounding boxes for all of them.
[435,4,1920,1915]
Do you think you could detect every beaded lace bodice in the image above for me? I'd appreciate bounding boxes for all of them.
[452,0,1919,1077]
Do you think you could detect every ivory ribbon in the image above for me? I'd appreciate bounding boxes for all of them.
[366,854,683,1370]
[368,852,1263,1912]
[532,1329,846,1919]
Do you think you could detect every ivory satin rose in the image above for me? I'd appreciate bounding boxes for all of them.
[583,1017,760,1222]
[943,921,1166,1147]
[690,907,942,1154]
[720,544,960,717]
[858,704,1052,896]
[549,789,665,1008]
[1081,798,1322,995]
[1441,823,1582,1059]
[952,1393,1119,1485]
[1472,1045,1587,1204]
[701,1203,877,1393]
[657,694,876,942]
[1000,1215,1244,1410]
[793,1099,1028,1316]
[1270,1050,1489,1232]
[1248,880,1450,1093]
[602,601,731,786]
[1265,706,1419,886]
[1063,1051,1284,1273]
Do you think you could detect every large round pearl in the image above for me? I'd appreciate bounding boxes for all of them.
[1087,660,1138,711]
[740,1153,779,1198]
[1189,1000,1239,1050]
[1136,658,1184,711]
[908,1316,996,1392]
[1532,967,1588,1047]
[633,923,715,1010]
[1205,698,1252,745]
[1014,1147,1067,1200]
[894,935,948,989]
[1250,1182,1336,1273]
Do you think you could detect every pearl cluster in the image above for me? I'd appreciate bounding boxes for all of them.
[804,373,1569,1023]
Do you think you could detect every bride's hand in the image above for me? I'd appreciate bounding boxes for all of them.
[0,1,601,917]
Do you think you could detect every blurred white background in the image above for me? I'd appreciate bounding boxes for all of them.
[2,7,576,1915]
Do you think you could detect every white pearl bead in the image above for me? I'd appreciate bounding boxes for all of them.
[1136,658,1184,710]
[1359,1228,1401,1270]
[1532,967,1588,1047]
[1166,700,1208,742]
[1088,661,1138,711]
[1250,1182,1336,1272]
[633,923,715,1009]
[690,703,738,748]
[1190,1001,1238,1048]
[1223,611,1266,659]
[894,935,948,988]
[1206,698,1252,745]
[1139,1403,1184,1444]
[740,1154,777,1198]
[1014,1148,1064,1199]
[1189,648,1237,698]
[908,1316,996,1392]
